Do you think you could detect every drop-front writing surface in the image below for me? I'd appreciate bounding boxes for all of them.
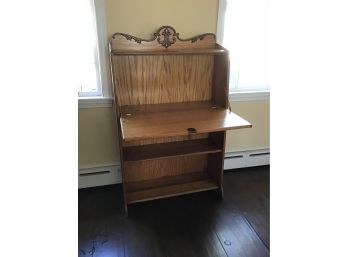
[120,106,251,142]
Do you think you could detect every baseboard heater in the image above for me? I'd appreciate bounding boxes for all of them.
[78,164,121,189]
[224,148,270,170]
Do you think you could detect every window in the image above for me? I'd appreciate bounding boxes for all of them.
[217,0,269,94]
[78,0,101,96]
[78,0,112,107]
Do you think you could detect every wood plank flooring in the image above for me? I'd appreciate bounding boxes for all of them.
[79,165,270,257]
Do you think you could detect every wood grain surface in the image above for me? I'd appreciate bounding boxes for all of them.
[111,48,226,55]
[122,133,208,147]
[112,55,214,106]
[127,178,218,204]
[120,107,252,142]
[123,138,221,162]
[123,155,208,182]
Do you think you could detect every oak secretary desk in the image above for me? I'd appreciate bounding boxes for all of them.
[109,26,252,214]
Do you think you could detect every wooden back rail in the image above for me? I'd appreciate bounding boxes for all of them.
[110,25,216,51]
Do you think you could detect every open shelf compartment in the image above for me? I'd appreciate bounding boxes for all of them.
[126,171,219,204]
[123,138,222,162]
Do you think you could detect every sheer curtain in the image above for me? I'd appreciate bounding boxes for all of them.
[78,0,101,96]
[221,0,269,92]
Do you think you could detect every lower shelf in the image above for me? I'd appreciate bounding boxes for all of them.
[126,172,219,204]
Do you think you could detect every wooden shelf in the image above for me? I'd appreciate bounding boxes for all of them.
[126,172,219,204]
[123,139,221,162]
[111,48,227,56]
[120,104,252,142]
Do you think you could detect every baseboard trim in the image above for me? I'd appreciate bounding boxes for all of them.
[78,148,270,189]
[224,148,270,170]
[78,163,122,189]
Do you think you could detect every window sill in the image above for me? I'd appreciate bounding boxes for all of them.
[78,97,113,109]
[229,91,270,102]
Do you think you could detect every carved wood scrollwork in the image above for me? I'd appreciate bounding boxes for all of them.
[111,25,216,48]
[154,27,178,48]
[111,33,145,44]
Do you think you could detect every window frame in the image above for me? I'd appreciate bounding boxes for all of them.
[78,0,113,108]
[216,0,270,101]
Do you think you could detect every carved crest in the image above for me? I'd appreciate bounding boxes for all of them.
[154,27,178,48]
[111,25,216,50]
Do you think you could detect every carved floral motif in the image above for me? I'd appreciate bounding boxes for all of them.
[155,27,178,48]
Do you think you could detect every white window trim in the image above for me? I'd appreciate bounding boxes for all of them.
[79,0,113,108]
[229,91,269,102]
[217,0,269,102]
[78,97,113,108]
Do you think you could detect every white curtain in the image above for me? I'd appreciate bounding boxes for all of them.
[222,0,269,92]
[78,0,100,96]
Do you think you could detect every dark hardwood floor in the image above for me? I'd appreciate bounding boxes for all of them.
[79,165,270,257]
